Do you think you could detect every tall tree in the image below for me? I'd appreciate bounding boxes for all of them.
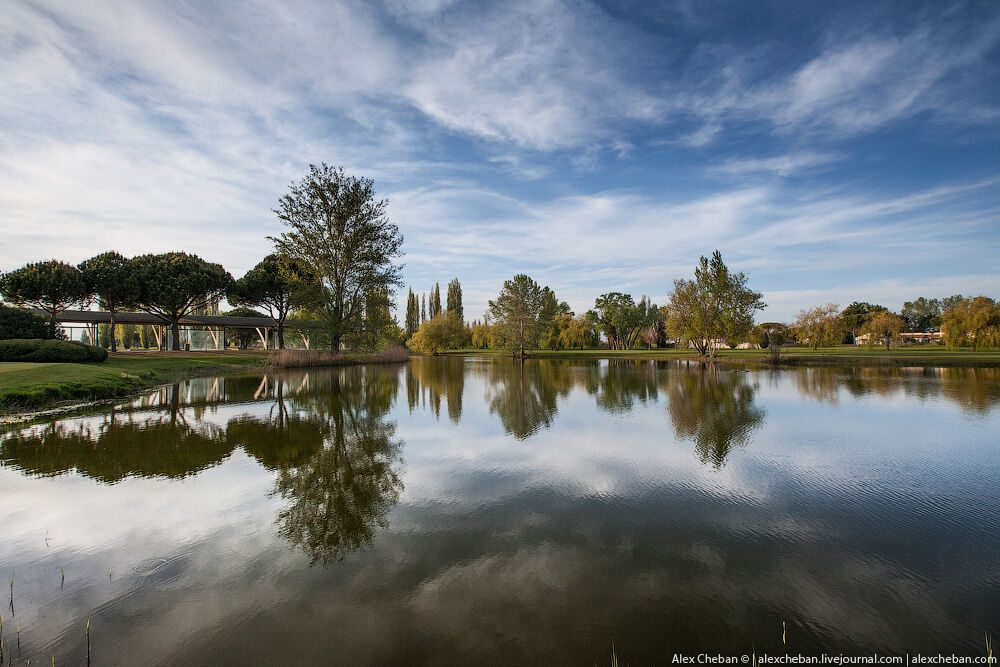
[592,292,648,349]
[839,302,887,341]
[420,293,426,323]
[446,278,463,322]
[429,282,441,318]
[666,251,765,357]
[405,288,419,337]
[488,274,547,357]
[79,251,139,352]
[131,252,232,351]
[228,254,312,349]
[0,260,90,336]
[901,297,942,333]
[271,164,403,351]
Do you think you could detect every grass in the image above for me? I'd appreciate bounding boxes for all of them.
[0,350,268,411]
[443,345,1000,368]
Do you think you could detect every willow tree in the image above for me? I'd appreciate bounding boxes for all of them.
[794,303,842,350]
[271,164,403,351]
[861,311,905,350]
[666,251,765,357]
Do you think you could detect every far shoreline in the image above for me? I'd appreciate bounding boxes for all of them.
[3,346,999,420]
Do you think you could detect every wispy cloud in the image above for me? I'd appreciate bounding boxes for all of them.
[713,152,844,177]
[1,0,998,322]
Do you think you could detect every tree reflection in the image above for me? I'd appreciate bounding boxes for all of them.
[406,356,465,423]
[0,384,231,481]
[273,367,404,565]
[583,359,664,413]
[666,368,765,467]
[484,360,573,439]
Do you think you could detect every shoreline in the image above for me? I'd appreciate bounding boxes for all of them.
[0,348,411,421]
[440,347,1000,368]
[3,346,999,419]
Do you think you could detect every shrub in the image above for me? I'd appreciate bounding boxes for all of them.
[0,304,66,340]
[0,338,107,363]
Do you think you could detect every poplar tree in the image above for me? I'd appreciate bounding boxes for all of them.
[446,278,463,322]
[405,288,419,337]
[430,282,441,318]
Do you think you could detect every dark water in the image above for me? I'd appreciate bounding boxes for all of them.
[1,358,999,665]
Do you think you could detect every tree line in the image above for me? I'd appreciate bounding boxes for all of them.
[0,164,405,352]
[4,162,997,356]
[788,295,1000,351]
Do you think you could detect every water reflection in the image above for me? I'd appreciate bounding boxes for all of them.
[273,371,403,565]
[1,358,1000,663]
[666,368,764,467]
[2,367,406,565]
[483,360,572,439]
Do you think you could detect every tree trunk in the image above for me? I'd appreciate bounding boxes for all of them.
[277,321,285,349]
[332,333,341,352]
[109,311,118,353]
[171,320,181,351]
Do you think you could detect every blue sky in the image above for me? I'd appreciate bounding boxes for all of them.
[2,0,999,321]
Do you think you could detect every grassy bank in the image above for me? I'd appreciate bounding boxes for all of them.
[0,351,268,411]
[443,345,1000,367]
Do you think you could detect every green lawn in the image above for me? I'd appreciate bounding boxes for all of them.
[0,351,268,411]
[443,345,1000,367]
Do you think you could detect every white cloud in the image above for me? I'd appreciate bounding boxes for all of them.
[714,152,844,177]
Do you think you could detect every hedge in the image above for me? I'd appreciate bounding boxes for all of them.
[0,304,65,340]
[0,339,108,363]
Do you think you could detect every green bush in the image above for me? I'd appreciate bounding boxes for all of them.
[0,304,66,340]
[0,338,107,363]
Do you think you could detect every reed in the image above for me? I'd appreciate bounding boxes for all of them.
[270,346,410,368]
[987,632,993,662]
[86,617,91,666]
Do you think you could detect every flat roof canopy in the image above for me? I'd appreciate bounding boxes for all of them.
[31,309,326,329]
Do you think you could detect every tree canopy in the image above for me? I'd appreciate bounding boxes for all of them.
[271,164,403,351]
[794,303,842,349]
[0,260,90,336]
[406,312,467,354]
[229,253,313,349]
[591,292,659,350]
[446,278,463,321]
[131,252,232,350]
[861,311,905,350]
[941,296,1000,350]
[79,251,138,351]
[488,274,548,357]
[666,251,765,357]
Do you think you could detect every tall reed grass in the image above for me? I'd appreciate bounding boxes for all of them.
[270,346,410,368]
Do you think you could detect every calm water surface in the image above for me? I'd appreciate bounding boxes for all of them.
[1,357,999,665]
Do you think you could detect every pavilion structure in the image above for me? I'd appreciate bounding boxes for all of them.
[35,309,325,351]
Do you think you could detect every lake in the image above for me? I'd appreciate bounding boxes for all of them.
[1,357,999,665]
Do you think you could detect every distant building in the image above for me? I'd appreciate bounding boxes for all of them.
[854,332,943,345]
